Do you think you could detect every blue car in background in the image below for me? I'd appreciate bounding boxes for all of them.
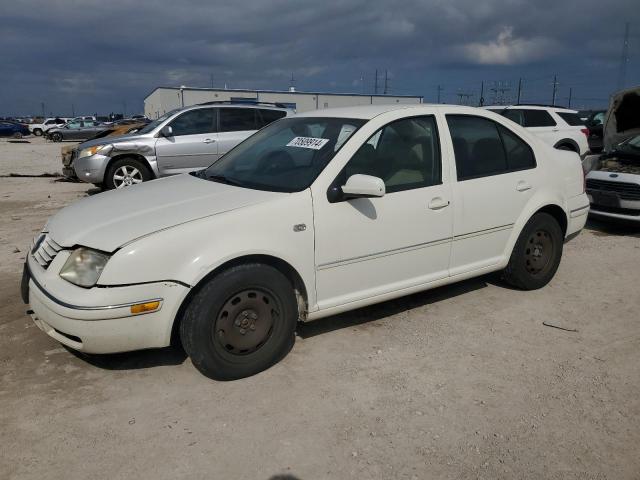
[0,121,30,138]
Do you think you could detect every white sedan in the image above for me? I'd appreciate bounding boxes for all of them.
[23,104,590,380]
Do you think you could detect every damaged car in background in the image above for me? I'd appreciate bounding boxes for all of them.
[584,86,640,223]
[72,102,292,189]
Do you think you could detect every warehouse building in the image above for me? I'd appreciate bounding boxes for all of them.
[144,87,423,119]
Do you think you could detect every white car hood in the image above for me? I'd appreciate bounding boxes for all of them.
[46,174,284,252]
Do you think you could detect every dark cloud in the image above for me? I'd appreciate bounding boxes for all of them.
[0,0,638,115]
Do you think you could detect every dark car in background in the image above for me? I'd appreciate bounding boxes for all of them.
[585,110,607,153]
[46,119,109,142]
[0,121,30,139]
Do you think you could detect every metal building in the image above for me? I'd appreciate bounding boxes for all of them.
[144,87,423,119]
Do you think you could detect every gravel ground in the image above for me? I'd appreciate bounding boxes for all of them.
[1,140,639,480]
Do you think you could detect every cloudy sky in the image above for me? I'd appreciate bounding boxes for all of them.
[1,0,638,116]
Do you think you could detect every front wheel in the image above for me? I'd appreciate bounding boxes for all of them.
[180,263,298,380]
[502,213,564,290]
[33,129,43,136]
[50,132,62,142]
[104,157,152,189]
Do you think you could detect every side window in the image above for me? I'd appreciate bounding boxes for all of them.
[220,108,257,132]
[523,109,556,127]
[257,109,287,128]
[169,108,216,136]
[556,112,585,126]
[446,115,508,180]
[502,109,525,126]
[497,125,536,171]
[45,120,55,125]
[341,116,441,194]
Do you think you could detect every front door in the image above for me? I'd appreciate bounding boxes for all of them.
[312,115,453,309]
[444,114,539,274]
[155,107,218,176]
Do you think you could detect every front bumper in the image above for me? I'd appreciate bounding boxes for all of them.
[24,257,189,354]
[73,153,110,184]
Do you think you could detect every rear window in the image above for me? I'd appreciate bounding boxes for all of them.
[556,112,585,126]
[220,108,258,132]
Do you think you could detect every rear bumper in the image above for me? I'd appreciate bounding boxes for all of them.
[566,194,590,237]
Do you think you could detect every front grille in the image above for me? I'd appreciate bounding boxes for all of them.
[586,179,640,200]
[31,234,63,269]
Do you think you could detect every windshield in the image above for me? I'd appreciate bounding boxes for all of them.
[200,116,366,192]
[136,109,179,135]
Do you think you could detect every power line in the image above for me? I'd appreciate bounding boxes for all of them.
[617,22,630,90]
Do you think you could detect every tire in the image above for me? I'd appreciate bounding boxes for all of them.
[180,263,298,380]
[33,129,43,136]
[557,144,574,152]
[502,212,564,290]
[50,132,62,142]
[104,157,152,189]
[12,132,23,139]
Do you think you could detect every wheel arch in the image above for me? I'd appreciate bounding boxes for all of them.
[553,138,579,153]
[106,153,156,179]
[534,204,568,236]
[170,254,309,346]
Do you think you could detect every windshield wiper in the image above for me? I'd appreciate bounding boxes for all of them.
[205,173,246,188]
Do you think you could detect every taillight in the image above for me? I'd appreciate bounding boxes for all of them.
[580,128,589,137]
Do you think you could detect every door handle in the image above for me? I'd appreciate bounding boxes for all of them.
[203,138,216,144]
[516,181,532,192]
[428,197,450,210]
[552,128,559,132]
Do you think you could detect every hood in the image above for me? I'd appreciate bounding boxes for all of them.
[603,85,640,152]
[78,132,150,150]
[45,174,284,252]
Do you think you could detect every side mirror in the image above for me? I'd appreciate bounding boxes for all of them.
[341,174,385,199]
[160,125,173,137]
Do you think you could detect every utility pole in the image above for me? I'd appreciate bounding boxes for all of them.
[71,103,75,117]
[617,22,630,90]
[479,81,485,106]
[456,92,473,105]
[374,69,378,95]
[551,75,558,106]
[360,73,365,94]
[568,87,572,108]
[437,85,443,103]
[123,100,127,117]
[210,74,214,88]
[41,102,45,118]
[516,78,522,104]
[383,69,389,95]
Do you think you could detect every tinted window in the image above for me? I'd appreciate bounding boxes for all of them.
[446,115,508,180]
[557,112,585,126]
[497,125,536,170]
[220,108,257,132]
[169,108,215,136]
[257,109,287,128]
[523,109,556,127]
[340,116,441,193]
[502,109,525,126]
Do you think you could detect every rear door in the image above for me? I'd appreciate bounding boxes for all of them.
[155,108,218,175]
[445,114,538,274]
[0,122,12,136]
[217,108,260,158]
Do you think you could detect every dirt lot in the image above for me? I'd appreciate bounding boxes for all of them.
[1,138,639,479]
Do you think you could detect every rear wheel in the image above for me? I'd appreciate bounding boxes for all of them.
[33,129,43,136]
[180,263,298,380]
[503,213,564,290]
[557,144,575,152]
[104,157,152,189]
[12,132,23,139]
[50,132,62,142]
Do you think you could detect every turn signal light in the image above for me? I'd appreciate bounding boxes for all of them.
[130,301,160,314]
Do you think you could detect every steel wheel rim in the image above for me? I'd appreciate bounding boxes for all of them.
[113,165,143,188]
[524,229,554,276]
[213,288,279,355]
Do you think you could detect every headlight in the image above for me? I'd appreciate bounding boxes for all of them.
[78,144,110,159]
[59,248,110,287]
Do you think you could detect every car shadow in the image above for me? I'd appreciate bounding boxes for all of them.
[297,276,489,339]
[65,345,188,371]
[586,217,640,237]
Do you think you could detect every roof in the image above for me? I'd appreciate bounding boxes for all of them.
[485,104,577,112]
[145,86,423,101]
[294,103,483,120]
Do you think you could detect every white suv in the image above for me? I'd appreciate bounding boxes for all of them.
[22,105,589,380]
[484,105,589,156]
[29,117,69,136]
